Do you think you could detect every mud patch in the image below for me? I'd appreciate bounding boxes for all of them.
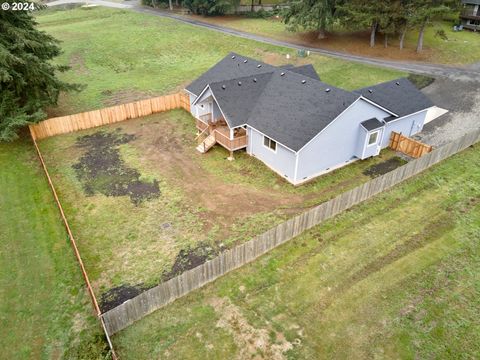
[100,284,150,312]
[162,243,220,281]
[209,297,294,360]
[363,157,407,178]
[73,130,160,205]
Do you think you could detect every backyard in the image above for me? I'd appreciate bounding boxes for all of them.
[113,143,480,359]
[38,109,406,310]
[30,6,411,308]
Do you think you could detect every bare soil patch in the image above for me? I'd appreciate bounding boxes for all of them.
[363,157,407,178]
[73,130,160,205]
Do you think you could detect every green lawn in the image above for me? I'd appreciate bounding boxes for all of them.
[37,109,405,300]
[35,7,404,116]
[0,137,107,359]
[113,144,480,359]
[182,14,480,65]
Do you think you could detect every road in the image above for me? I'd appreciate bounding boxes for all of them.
[46,0,480,82]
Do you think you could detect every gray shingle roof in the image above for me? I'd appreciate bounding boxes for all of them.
[247,70,357,151]
[186,53,276,96]
[361,118,384,131]
[188,53,435,153]
[286,64,321,80]
[208,72,274,128]
[354,78,434,118]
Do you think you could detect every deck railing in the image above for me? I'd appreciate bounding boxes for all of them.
[195,118,208,132]
[461,9,480,19]
[214,129,248,151]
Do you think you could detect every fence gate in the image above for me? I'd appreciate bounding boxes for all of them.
[389,132,433,158]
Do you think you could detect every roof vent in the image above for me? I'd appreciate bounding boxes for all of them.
[280,72,285,76]
[221,85,226,90]
[243,59,248,63]
[325,88,331,93]
[253,78,257,82]
[238,81,242,86]
[368,89,373,93]
[257,64,262,68]
[231,55,236,59]
[395,81,401,86]
[301,80,306,84]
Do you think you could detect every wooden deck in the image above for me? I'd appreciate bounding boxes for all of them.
[195,115,247,152]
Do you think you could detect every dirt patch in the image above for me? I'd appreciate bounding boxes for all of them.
[162,242,222,281]
[102,89,156,107]
[73,130,160,205]
[100,284,150,312]
[209,297,294,360]
[363,157,407,178]
[69,51,89,75]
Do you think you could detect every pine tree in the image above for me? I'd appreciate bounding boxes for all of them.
[283,0,343,39]
[0,2,81,141]
[338,0,393,47]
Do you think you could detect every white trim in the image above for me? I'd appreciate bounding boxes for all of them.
[367,130,380,146]
[192,85,211,106]
[184,88,196,97]
[296,97,363,154]
[293,152,300,183]
[294,158,360,186]
[209,90,231,127]
[246,125,297,154]
[359,96,398,117]
[384,107,432,125]
[263,135,277,153]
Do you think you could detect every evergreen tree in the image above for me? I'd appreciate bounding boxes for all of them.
[409,0,452,52]
[338,0,393,47]
[283,0,343,39]
[0,1,80,141]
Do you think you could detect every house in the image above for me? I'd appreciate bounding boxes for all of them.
[460,0,480,31]
[185,53,442,185]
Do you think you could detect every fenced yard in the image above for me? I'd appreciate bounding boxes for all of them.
[113,141,480,359]
[36,108,407,311]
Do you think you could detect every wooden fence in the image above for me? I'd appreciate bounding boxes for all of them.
[29,92,191,140]
[30,133,118,359]
[101,128,480,336]
[389,131,433,158]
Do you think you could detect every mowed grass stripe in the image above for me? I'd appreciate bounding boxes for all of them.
[0,138,106,358]
[113,145,480,359]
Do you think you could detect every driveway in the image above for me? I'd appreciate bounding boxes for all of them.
[417,79,480,147]
[46,0,480,82]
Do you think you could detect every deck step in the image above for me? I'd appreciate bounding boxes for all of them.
[196,134,216,153]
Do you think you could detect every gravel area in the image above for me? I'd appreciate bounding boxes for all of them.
[417,78,480,147]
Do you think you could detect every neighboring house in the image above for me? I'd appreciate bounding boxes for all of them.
[185,53,443,185]
[460,0,480,31]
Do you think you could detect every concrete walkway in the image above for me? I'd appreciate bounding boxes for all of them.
[46,0,480,82]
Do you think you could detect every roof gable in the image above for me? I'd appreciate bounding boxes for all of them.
[354,78,433,118]
[186,53,276,96]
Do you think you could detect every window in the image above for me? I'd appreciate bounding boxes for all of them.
[368,131,379,146]
[263,136,277,152]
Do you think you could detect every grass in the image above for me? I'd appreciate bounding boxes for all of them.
[113,144,480,359]
[181,14,480,65]
[37,109,405,298]
[0,136,107,359]
[35,7,404,116]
